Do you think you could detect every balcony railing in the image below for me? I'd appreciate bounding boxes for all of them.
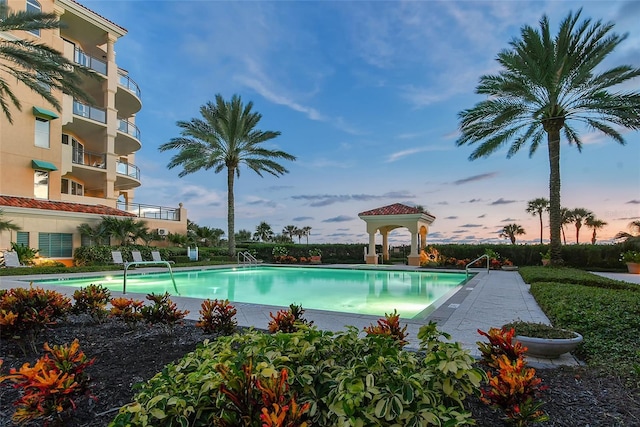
[74,48,107,75]
[71,148,106,168]
[118,72,141,98]
[116,160,140,180]
[118,119,141,140]
[116,202,181,221]
[73,100,106,123]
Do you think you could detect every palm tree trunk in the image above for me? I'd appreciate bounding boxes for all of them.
[538,212,543,244]
[545,123,563,264]
[576,224,581,244]
[591,229,596,245]
[227,167,236,257]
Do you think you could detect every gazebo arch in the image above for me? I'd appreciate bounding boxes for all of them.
[358,203,436,266]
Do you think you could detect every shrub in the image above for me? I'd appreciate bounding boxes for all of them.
[267,303,312,333]
[140,292,189,333]
[519,266,638,291]
[0,286,72,353]
[109,297,144,326]
[363,309,408,347]
[72,284,111,322]
[196,299,237,335]
[0,339,95,425]
[110,323,484,427]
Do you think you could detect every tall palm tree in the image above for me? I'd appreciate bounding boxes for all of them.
[526,198,550,244]
[499,223,526,244]
[614,220,640,246]
[0,3,93,123]
[568,208,593,244]
[282,225,298,242]
[585,216,607,245]
[254,221,274,242]
[456,10,640,265]
[159,94,296,257]
[302,226,312,244]
[560,207,572,245]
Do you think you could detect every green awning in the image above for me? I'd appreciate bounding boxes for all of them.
[32,106,59,120]
[31,160,58,171]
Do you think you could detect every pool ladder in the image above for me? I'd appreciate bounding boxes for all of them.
[465,254,490,277]
[237,251,258,267]
[123,261,178,295]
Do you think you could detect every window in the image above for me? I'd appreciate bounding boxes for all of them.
[61,178,83,196]
[16,232,30,247]
[26,0,41,36]
[34,170,49,199]
[36,71,50,92]
[38,233,72,257]
[35,117,50,148]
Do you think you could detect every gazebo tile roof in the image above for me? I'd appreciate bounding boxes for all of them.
[0,195,136,217]
[358,203,424,216]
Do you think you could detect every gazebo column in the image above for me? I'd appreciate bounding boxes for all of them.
[366,232,378,265]
[407,231,421,267]
[382,230,389,261]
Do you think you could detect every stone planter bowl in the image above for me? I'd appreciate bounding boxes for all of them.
[516,332,583,359]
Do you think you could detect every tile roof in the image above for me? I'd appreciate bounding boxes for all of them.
[68,0,127,33]
[359,203,432,217]
[0,195,136,217]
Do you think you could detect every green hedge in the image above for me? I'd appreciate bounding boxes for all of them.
[519,266,638,291]
[73,245,178,266]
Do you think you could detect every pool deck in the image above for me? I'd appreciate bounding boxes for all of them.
[2,265,637,368]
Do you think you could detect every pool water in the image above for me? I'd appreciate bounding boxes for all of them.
[33,266,468,319]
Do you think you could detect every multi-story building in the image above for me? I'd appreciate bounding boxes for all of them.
[0,0,187,265]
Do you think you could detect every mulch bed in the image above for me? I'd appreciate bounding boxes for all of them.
[1,317,638,426]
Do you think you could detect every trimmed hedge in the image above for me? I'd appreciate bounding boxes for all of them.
[519,266,638,291]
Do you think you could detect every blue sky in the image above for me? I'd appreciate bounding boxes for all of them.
[83,0,639,245]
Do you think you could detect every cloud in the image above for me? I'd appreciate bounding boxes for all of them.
[292,191,414,207]
[292,216,314,221]
[501,218,518,222]
[437,201,449,205]
[627,200,640,204]
[444,216,458,219]
[453,172,498,185]
[266,185,294,191]
[465,198,483,203]
[459,223,483,228]
[477,214,486,218]
[490,198,517,205]
[385,145,451,163]
[323,215,354,223]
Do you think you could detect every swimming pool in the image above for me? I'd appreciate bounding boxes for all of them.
[32,266,468,319]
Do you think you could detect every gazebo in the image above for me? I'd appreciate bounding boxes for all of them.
[358,203,436,266]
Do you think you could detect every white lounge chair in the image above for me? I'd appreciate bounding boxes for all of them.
[131,250,144,263]
[3,251,31,268]
[111,251,125,266]
[151,250,174,264]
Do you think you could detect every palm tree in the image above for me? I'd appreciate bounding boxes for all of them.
[568,208,593,244]
[254,221,274,242]
[559,207,572,245]
[585,216,607,245]
[0,209,20,233]
[235,229,252,243]
[525,198,549,244]
[0,3,93,123]
[499,223,526,244]
[282,225,298,242]
[614,220,640,246]
[159,94,296,257]
[100,216,149,246]
[77,223,108,246]
[456,10,640,265]
[302,226,312,244]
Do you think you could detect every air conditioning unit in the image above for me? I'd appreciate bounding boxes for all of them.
[157,228,169,236]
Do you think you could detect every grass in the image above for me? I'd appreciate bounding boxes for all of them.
[520,266,640,381]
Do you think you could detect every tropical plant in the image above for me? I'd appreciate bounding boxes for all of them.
[567,208,593,244]
[10,242,38,265]
[301,226,312,244]
[614,220,640,245]
[456,10,640,265]
[559,207,572,245]
[0,209,20,232]
[585,216,607,245]
[282,225,298,242]
[77,222,109,246]
[253,221,274,242]
[0,3,93,123]
[235,229,252,243]
[525,198,549,244]
[159,94,296,257]
[500,224,526,244]
[621,251,640,263]
[99,216,149,246]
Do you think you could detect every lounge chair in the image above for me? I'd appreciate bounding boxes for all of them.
[131,250,144,263]
[3,251,31,268]
[111,251,125,266]
[151,250,174,264]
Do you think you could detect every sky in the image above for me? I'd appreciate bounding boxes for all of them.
[81,0,639,246]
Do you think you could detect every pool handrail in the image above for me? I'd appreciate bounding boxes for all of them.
[237,251,258,266]
[123,261,178,295]
[465,254,490,277]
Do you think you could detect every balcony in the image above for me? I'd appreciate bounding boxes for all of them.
[73,100,106,123]
[116,202,181,221]
[69,148,107,192]
[74,48,107,75]
[116,71,142,116]
[116,119,142,155]
[115,159,141,190]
